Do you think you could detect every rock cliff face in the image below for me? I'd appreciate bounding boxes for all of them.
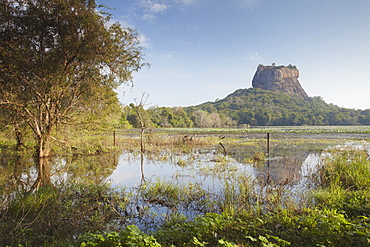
[252,64,309,99]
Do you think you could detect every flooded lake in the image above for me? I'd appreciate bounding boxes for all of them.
[2,130,369,196]
[108,150,319,192]
[1,130,370,231]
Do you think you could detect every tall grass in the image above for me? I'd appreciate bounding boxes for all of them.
[313,149,370,218]
[0,183,131,246]
[1,130,370,246]
[146,148,370,246]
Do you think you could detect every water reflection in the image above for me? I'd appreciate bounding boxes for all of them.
[0,149,325,195]
[31,157,52,190]
[1,140,369,195]
[107,150,320,194]
[1,135,369,239]
[0,152,121,194]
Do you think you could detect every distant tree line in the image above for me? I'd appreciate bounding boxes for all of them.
[122,88,370,128]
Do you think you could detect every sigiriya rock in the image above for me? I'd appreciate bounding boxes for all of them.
[252,64,309,100]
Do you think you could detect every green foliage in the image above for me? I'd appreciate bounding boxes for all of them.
[154,213,245,246]
[79,225,161,247]
[124,88,370,128]
[314,149,370,218]
[138,178,214,218]
[0,0,147,157]
[246,235,290,247]
[190,88,368,126]
[256,208,370,247]
[148,148,370,246]
[123,104,153,129]
[75,208,369,247]
[153,212,295,246]
[147,106,194,128]
[319,150,370,191]
[0,182,130,246]
[1,140,370,246]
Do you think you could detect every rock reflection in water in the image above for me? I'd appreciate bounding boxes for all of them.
[256,152,312,185]
[1,147,323,195]
[108,150,321,194]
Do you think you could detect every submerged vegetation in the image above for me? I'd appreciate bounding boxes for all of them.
[1,1,369,246]
[0,128,369,246]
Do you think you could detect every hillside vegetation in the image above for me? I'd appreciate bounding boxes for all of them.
[124,88,370,128]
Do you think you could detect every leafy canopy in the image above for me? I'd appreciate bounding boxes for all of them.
[0,0,148,156]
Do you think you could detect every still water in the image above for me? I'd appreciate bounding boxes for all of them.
[1,136,369,197]
[2,133,370,230]
[107,150,320,193]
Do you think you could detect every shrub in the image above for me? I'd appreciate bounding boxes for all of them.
[314,149,370,217]
[0,183,130,246]
[79,225,161,247]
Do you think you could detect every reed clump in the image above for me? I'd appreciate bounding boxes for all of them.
[76,148,370,247]
[1,129,369,246]
[0,183,131,246]
[313,149,370,218]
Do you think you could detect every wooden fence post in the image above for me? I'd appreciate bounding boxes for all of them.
[113,130,116,147]
[267,132,270,159]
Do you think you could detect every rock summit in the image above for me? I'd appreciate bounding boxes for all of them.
[252,64,309,99]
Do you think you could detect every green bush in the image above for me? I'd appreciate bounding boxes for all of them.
[0,183,130,246]
[1,148,369,246]
[79,225,161,247]
[153,212,290,247]
[259,208,369,246]
[314,149,370,217]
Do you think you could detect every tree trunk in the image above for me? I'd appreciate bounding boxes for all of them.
[140,128,145,153]
[15,127,25,151]
[31,156,52,191]
[35,126,53,158]
[140,152,145,182]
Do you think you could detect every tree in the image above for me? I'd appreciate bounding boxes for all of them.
[0,0,148,157]
[130,93,150,153]
[209,113,222,127]
[191,110,208,128]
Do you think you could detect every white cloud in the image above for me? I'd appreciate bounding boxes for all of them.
[174,0,197,5]
[142,13,156,23]
[247,51,262,60]
[139,0,152,9]
[117,19,134,29]
[137,0,198,24]
[157,50,178,60]
[240,0,258,9]
[140,0,168,13]
[150,3,168,13]
[138,1,169,23]
[138,34,152,48]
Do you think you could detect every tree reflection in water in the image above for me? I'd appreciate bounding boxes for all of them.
[30,157,52,191]
[140,152,145,182]
[1,152,121,195]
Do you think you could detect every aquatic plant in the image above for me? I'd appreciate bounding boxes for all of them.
[1,129,370,246]
[78,225,161,247]
[0,183,131,246]
[313,149,370,218]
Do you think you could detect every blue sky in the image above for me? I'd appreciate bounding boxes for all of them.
[101,0,370,109]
